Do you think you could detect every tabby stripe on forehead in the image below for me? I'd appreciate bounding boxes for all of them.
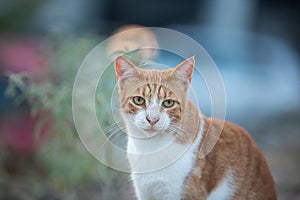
[153,83,158,90]
[136,88,141,94]
[142,84,151,96]
[158,85,162,97]
[167,91,174,98]
[141,86,145,96]
[158,85,167,99]
[146,84,152,94]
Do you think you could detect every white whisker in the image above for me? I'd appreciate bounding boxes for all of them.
[100,122,127,149]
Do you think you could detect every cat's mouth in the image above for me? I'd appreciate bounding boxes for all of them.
[140,126,166,137]
[144,127,158,132]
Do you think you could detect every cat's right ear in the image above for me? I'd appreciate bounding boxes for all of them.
[115,56,136,81]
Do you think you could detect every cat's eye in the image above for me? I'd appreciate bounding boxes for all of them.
[162,99,175,108]
[132,96,145,106]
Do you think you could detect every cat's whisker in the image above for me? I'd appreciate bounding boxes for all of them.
[104,125,126,137]
[109,131,124,145]
[101,130,124,150]
[106,120,126,129]
[168,123,187,133]
[100,123,127,150]
[104,123,126,133]
[169,124,187,133]
[167,127,185,138]
[168,125,186,133]
[167,124,188,139]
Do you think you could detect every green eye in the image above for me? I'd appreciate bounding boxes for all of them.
[133,96,145,105]
[162,99,175,108]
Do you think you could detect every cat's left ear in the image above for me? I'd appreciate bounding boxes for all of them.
[115,56,137,81]
[173,56,195,84]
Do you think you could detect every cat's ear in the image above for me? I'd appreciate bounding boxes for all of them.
[115,56,137,81]
[172,56,195,84]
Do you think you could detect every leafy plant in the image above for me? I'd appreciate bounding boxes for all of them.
[2,33,132,199]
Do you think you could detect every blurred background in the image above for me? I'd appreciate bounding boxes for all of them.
[0,0,299,199]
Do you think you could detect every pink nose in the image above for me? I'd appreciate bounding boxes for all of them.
[146,116,159,126]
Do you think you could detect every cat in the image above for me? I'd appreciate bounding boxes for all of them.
[114,55,276,200]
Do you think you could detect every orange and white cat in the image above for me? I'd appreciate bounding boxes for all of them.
[114,55,276,200]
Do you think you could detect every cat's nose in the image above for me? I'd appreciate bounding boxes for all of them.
[146,116,159,126]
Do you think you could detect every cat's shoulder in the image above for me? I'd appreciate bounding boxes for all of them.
[205,117,249,135]
[202,117,257,148]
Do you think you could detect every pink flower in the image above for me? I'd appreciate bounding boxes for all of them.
[0,36,49,77]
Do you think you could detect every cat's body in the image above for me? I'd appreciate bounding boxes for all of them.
[125,95,275,200]
[113,26,276,200]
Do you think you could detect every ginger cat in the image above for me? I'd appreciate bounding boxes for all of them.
[114,55,276,200]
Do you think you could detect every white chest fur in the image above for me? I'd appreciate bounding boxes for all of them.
[207,171,236,200]
[127,118,204,200]
[130,144,195,200]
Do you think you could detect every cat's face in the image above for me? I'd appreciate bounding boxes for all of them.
[115,56,194,136]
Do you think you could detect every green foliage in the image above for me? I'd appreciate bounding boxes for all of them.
[6,33,100,135]
[2,33,131,199]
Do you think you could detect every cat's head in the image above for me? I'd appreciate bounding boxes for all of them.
[115,56,194,136]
